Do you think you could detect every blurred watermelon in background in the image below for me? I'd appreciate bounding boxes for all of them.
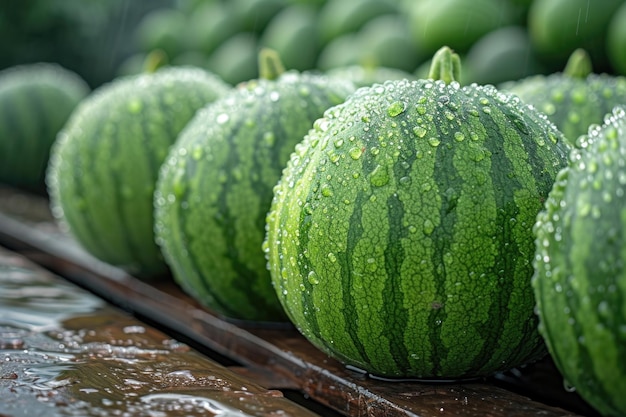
[0,0,170,88]
[1,0,625,87]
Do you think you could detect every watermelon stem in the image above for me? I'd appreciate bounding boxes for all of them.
[143,49,168,74]
[427,46,461,84]
[259,48,286,81]
[563,48,592,79]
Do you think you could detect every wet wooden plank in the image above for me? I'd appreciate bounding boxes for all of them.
[0,186,597,417]
[0,246,322,417]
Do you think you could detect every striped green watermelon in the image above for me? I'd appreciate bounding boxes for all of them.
[264,46,570,379]
[0,63,89,192]
[533,106,626,417]
[154,49,355,321]
[47,66,230,279]
[501,49,626,146]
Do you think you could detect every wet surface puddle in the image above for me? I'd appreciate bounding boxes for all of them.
[0,250,317,416]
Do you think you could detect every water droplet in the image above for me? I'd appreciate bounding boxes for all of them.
[413,126,427,138]
[127,98,142,114]
[482,106,491,114]
[571,89,586,104]
[387,101,406,117]
[370,147,380,156]
[232,167,243,181]
[510,115,530,135]
[568,111,580,124]
[334,139,344,148]
[321,183,333,197]
[327,253,337,263]
[597,300,611,317]
[365,257,378,272]
[454,132,465,142]
[264,131,276,146]
[349,147,363,160]
[563,379,577,393]
[315,118,330,132]
[399,176,411,186]
[578,201,591,217]
[551,90,564,103]
[470,147,486,162]
[428,137,441,147]
[542,103,556,115]
[328,151,340,163]
[307,271,319,285]
[592,178,602,190]
[444,111,455,121]
[191,147,203,160]
[370,164,389,187]
[217,113,230,124]
[548,131,559,144]
[423,219,435,235]
[269,91,280,102]
[172,178,186,198]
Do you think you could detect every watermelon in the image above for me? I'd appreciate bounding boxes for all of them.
[406,0,515,56]
[528,0,622,71]
[532,106,626,417]
[182,1,241,57]
[264,46,570,379]
[259,4,320,72]
[463,26,546,86]
[316,0,398,46]
[206,32,259,86]
[47,66,230,278]
[0,63,89,192]
[607,2,626,76]
[501,49,626,146]
[154,49,355,321]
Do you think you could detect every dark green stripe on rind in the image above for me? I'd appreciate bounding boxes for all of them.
[533,107,626,416]
[268,79,568,378]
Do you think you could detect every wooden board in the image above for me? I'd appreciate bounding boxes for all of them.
[0,186,599,417]
[0,246,322,417]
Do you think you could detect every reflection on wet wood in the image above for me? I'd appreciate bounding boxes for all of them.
[0,247,321,417]
[0,186,596,417]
